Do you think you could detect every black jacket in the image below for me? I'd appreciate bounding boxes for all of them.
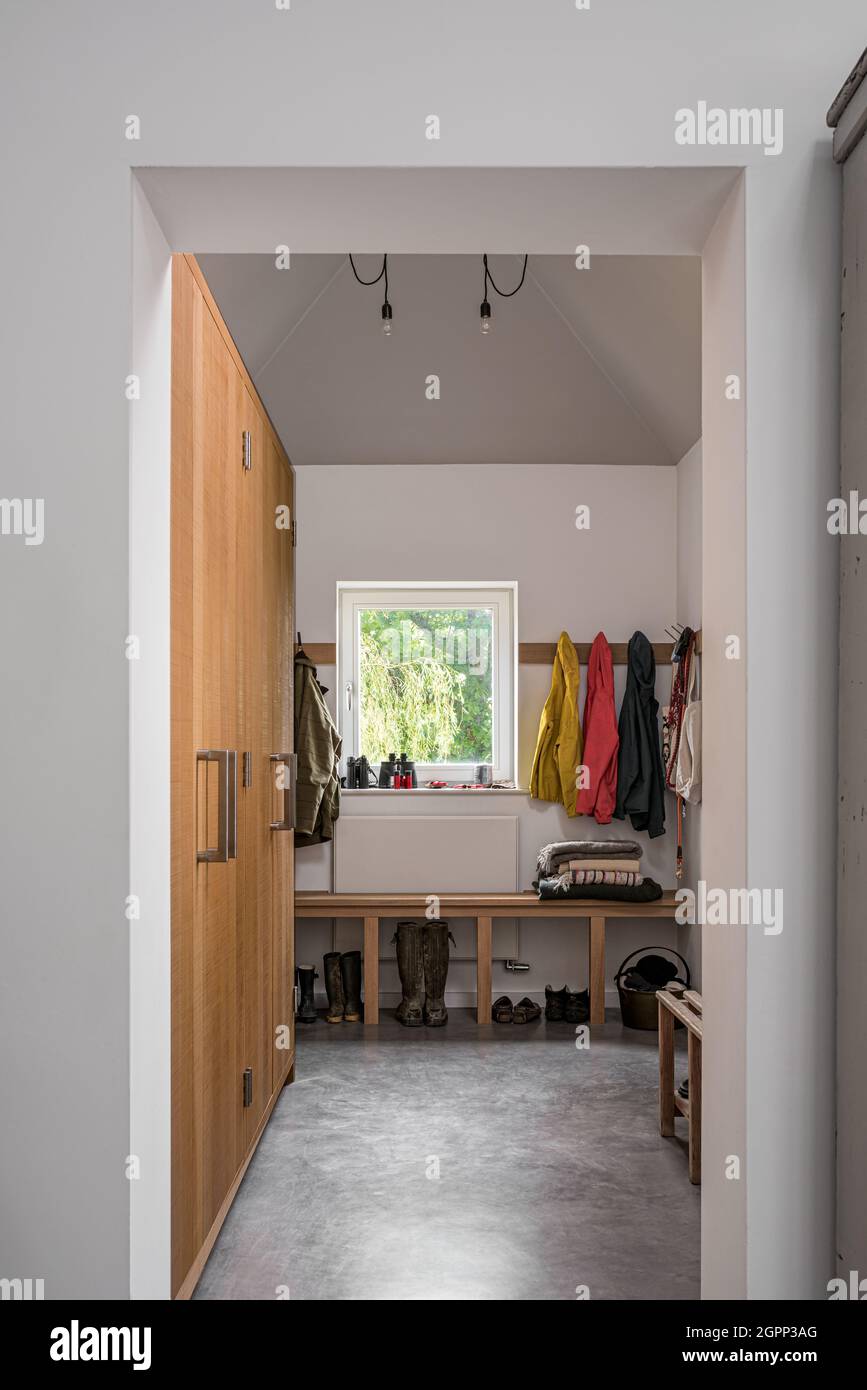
[613,631,666,838]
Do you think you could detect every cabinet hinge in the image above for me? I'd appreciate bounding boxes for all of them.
[243,751,252,788]
[290,518,297,546]
[242,1067,253,1108]
[242,430,252,472]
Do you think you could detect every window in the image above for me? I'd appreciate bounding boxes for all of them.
[337,583,517,783]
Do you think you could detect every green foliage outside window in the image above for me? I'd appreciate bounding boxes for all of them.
[359,608,494,766]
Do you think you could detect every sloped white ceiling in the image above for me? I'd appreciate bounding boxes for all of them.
[197,253,700,466]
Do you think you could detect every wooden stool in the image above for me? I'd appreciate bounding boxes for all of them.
[657,987,702,1184]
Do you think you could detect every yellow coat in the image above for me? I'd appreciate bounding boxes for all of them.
[530,632,584,816]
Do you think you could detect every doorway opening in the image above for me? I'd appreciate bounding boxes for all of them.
[130,166,747,1300]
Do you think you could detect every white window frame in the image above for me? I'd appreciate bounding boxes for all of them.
[337,581,518,784]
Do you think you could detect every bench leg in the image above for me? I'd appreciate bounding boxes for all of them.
[658,1000,676,1137]
[687,1030,702,1183]
[589,916,605,1026]
[363,916,379,1025]
[476,916,492,1024]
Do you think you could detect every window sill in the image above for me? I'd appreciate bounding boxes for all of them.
[342,786,529,796]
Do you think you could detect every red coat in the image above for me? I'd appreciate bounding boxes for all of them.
[575,631,619,823]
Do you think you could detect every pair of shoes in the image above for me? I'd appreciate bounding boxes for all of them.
[393,920,455,1027]
[544,984,590,1023]
[295,965,319,1023]
[323,951,362,1023]
[492,995,542,1025]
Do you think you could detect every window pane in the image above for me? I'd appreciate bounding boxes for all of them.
[358,608,494,766]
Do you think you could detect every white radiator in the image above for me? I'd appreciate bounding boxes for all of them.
[333,815,518,893]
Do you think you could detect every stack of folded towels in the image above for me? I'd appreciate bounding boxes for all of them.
[534,840,662,902]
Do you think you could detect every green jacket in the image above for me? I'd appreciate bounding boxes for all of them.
[529,632,584,816]
[294,654,342,846]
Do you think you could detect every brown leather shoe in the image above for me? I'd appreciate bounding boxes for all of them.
[512,996,542,1024]
[492,995,513,1024]
[564,989,589,1024]
[545,984,569,1021]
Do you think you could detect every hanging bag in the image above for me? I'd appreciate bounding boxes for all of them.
[663,628,693,790]
[676,643,702,804]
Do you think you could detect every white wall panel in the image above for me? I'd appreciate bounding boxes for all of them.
[334,815,518,893]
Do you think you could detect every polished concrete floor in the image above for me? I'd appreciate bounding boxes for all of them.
[194,1010,699,1301]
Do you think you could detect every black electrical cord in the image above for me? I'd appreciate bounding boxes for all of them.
[349,253,390,307]
[483,253,528,299]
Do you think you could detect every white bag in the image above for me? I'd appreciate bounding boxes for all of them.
[675,652,701,803]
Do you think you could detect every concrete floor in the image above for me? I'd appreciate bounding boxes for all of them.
[194,1010,699,1301]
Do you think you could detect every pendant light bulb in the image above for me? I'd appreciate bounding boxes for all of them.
[480,299,492,335]
[381,302,393,336]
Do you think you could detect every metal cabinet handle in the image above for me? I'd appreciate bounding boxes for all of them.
[270,752,297,831]
[196,749,237,862]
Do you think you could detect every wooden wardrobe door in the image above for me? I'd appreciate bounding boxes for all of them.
[171,253,296,1297]
[238,392,273,1144]
[194,287,244,1237]
[264,426,295,1092]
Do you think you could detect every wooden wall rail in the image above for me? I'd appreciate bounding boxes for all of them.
[520,641,676,665]
[296,633,701,668]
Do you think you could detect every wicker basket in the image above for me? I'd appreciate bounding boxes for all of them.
[614,947,691,1030]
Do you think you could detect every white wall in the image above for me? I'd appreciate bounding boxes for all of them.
[744,160,839,1295]
[295,462,684,1006]
[129,180,173,1299]
[700,179,748,1300]
[0,0,855,1299]
[675,439,703,987]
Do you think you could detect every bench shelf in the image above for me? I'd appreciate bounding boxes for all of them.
[296,890,679,1028]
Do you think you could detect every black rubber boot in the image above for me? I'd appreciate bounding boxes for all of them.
[323,951,345,1024]
[422,920,454,1027]
[296,965,318,1023]
[393,921,425,1027]
[340,950,362,1022]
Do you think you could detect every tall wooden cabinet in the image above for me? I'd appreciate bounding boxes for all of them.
[171,254,296,1298]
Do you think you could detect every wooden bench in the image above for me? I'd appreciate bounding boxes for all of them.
[295,890,679,1027]
[657,987,703,1183]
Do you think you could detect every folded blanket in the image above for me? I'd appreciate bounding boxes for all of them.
[562,869,642,887]
[535,875,663,903]
[563,857,641,873]
[536,839,643,878]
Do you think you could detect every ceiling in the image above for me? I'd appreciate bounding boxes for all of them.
[198,252,700,467]
[141,166,738,255]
